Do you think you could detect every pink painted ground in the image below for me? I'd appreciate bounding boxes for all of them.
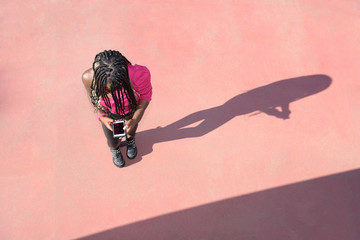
[1,1,360,239]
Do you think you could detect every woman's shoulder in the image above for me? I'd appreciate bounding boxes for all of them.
[128,64,150,83]
[82,68,94,92]
[129,64,150,74]
[82,68,94,81]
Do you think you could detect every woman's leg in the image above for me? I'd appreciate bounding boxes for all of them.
[101,123,122,149]
[126,123,138,139]
[101,123,125,167]
[125,122,138,159]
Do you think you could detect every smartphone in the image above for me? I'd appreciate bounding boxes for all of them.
[113,120,126,138]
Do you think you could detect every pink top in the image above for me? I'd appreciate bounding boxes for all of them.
[99,64,152,115]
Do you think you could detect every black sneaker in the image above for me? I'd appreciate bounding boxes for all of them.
[110,148,125,168]
[126,137,137,159]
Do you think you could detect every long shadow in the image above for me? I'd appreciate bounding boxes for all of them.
[125,74,331,166]
[77,169,360,240]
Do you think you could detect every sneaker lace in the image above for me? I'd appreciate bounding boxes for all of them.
[126,138,136,147]
[111,148,121,158]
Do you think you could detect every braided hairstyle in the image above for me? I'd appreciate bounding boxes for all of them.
[90,50,137,119]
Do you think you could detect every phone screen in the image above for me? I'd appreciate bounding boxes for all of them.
[113,121,125,135]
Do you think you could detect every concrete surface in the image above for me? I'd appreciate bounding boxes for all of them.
[0,0,359,239]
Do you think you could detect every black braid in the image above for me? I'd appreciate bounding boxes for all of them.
[90,50,137,119]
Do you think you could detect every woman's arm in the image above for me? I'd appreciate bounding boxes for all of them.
[133,99,149,123]
[126,99,149,135]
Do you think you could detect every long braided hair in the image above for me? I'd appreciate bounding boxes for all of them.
[90,50,138,119]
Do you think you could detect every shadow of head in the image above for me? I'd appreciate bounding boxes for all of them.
[263,74,332,101]
[224,74,332,118]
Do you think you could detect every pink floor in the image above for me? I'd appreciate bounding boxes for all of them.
[1,1,360,239]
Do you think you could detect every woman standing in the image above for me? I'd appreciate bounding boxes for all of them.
[82,50,152,168]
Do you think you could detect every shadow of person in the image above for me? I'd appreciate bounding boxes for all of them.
[126,74,332,167]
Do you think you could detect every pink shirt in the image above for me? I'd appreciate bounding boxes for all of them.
[100,64,152,115]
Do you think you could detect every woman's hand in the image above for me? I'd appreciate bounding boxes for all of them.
[100,116,114,131]
[126,119,138,136]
